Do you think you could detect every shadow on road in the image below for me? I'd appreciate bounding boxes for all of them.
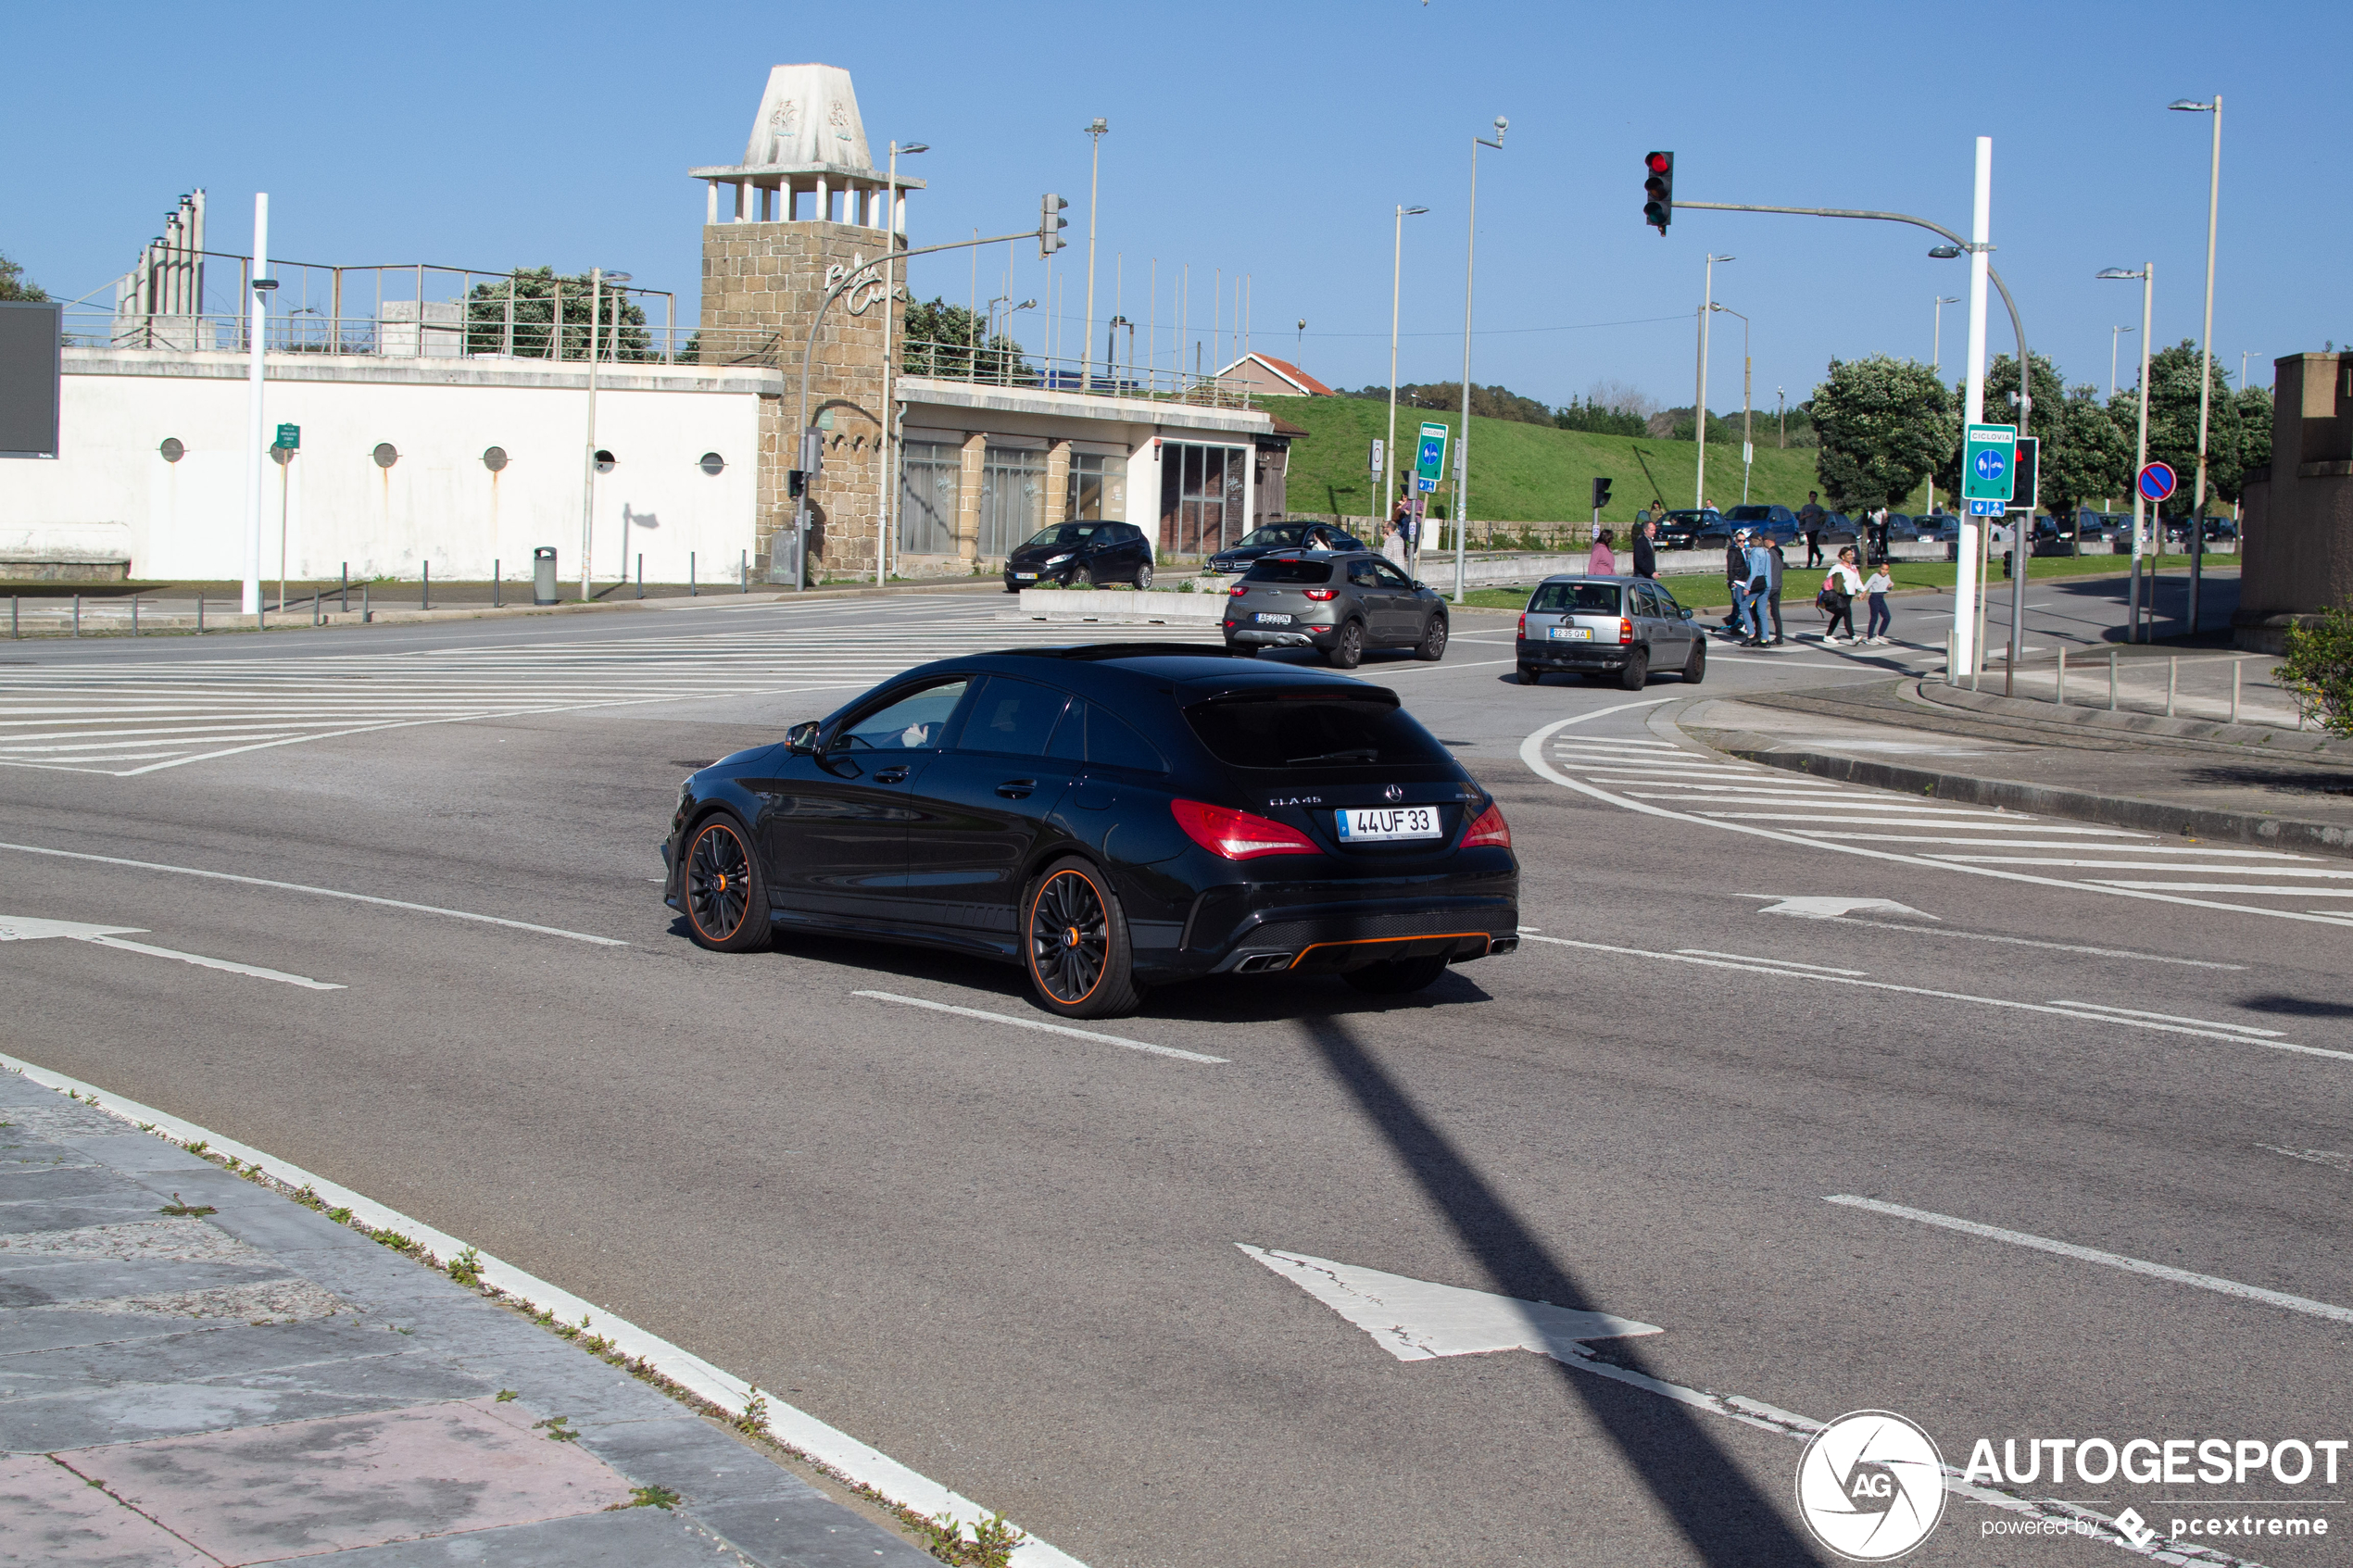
[1302,1014,1823,1566]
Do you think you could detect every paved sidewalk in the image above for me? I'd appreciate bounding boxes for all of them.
[1677,679,2353,859]
[0,1073,937,1567]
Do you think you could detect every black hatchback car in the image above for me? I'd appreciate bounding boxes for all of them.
[662,646,1518,1019]
[1003,521,1155,591]
[1221,551,1449,668]
[1203,520,1370,575]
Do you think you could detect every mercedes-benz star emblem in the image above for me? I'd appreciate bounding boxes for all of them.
[1384,784,1404,802]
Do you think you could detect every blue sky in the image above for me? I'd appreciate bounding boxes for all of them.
[7,1,2344,413]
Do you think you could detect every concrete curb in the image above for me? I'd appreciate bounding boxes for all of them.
[1699,731,2353,860]
[1914,680,2348,758]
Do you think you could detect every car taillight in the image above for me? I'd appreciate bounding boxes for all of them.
[1618,617,1634,644]
[1303,588,1336,601]
[1228,584,1248,596]
[1170,798,1321,860]
[1461,800,1511,850]
[1517,613,1526,636]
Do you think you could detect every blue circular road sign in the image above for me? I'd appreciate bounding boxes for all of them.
[1973,448,2008,482]
[2137,461,2178,502]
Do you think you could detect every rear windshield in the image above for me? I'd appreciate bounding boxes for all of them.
[1185,694,1447,770]
[1242,558,1333,584]
[1528,583,1620,614]
[1724,506,1773,522]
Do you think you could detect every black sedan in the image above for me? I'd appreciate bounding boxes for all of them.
[1003,521,1155,591]
[1221,551,1449,668]
[1203,520,1370,575]
[661,646,1518,1018]
[1649,508,1720,548]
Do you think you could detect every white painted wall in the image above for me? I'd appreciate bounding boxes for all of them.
[2,356,766,583]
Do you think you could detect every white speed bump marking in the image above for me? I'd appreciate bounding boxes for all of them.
[1236,1244,1660,1361]
[0,913,343,990]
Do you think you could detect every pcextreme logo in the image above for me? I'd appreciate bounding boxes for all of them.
[1795,1411,1948,1561]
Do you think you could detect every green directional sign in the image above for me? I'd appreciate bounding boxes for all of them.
[1962,422,2015,505]
[272,422,300,452]
[1414,420,1448,495]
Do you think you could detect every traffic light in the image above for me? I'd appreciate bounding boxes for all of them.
[1591,476,1613,510]
[1039,193,1069,257]
[787,470,805,499]
[2012,435,2039,511]
[1642,151,1674,235]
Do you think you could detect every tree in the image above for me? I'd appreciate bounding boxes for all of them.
[2236,383,2274,482]
[1810,356,1954,511]
[2276,608,2353,736]
[1554,395,1646,436]
[900,297,1030,383]
[1977,354,2133,519]
[0,249,45,302]
[2107,340,2243,513]
[466,268,648,360]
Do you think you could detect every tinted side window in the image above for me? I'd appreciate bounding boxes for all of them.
[1047,698,1170,773]
[1369,559,1414,590]
[1347,560,1379,586]
[1244,559,1334,584]
[835,679,971,752]
[1185,696,1446,770]
[957,675,1067,757]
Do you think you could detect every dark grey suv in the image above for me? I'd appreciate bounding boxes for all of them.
[1516,575,1705,688]
[1221,551,1449,669]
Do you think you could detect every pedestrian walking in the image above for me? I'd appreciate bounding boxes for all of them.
[1721,531,1747,632]
[1862,560,1893,643]
[1764,530,1787,644]
[1818,546,1862,644]
[1799,491,1827,568]
[1587,527,1617,576]
[1736,529,1773,646]
[1382,488,1412,572]
[1632,518,1657,580]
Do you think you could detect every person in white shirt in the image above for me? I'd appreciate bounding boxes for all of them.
[1861,560,1894,643]
[1819,546,1863,643]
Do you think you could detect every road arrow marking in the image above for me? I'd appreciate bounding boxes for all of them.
[1236,1245,1661,1362]
[0,914,343,990]
[1749,896,1939,921]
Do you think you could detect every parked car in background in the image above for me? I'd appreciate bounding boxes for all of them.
[1202,520,1370,576]
[1221,551,1450,669]
[2028,514,2078,557]
[1650,508,1721,549]
[1696,505,1801,549]
[1515,575,1705,689]
[1004,521,1155,590]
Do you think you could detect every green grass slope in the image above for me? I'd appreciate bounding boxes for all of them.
[1265,395,1881,528]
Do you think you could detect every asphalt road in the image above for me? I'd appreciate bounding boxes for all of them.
[3,583,2344,1568]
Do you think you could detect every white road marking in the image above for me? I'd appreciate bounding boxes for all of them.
[1751,896,1937,921]
[0,841,627,946]
[1935,858,2353,875]
[1676,949,1869,975]
[1828,1195,2353,1327]
[1806,916,2244,969]
[1513,932,2353,1062]
[2093,882,2353,897]
[2046,1000,2285,1038]
[0,1052,1087,1568]
[1236,1245,1662,1361]
[2259,1146,2351,1172]
[852,989,1225,1063]
[0,914,342,989]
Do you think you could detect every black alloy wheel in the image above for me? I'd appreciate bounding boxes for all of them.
[1342,954,1450,995]
[1327,620,1365,670]
[1024,858,1139,1019]
[1518,663,1541,686]
[1617,647,1650,691]
[1416,614,1448,662]
[1681,639,1706,684]
[1135,561,1153,590]
[684,816,772,952]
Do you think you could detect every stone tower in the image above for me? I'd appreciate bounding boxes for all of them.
[692,66,922,582]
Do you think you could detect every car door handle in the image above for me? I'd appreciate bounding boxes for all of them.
[996,779,1037,798]
[874,766,912,784]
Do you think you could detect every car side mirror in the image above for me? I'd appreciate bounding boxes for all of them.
[1680,607,1694,621]
[1412,580,1426,590]
[786,721,822,756]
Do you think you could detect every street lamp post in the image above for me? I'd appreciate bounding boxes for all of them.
[1776,386,1785,449]
[1387,204,1428,571]
[242,193,273,619]
[1932,295,1960,373]
[1710,303,1751,502]
[2098,265,2155,640]
[580,267,631,602]
[1080,119,1107,391]
[2110,324,2137,397]
[2169,94,2221,636]
[876,141,927,587]
[1694,254,1733,508]
[1451,116,1505,603]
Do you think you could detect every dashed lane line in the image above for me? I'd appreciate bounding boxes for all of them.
[852,989,1226,1064]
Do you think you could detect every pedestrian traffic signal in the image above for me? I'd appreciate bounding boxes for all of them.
[1643,152,1674,235]
[1592,476,1613,510]
[787,470,805,499]
[1039,193,1069,257]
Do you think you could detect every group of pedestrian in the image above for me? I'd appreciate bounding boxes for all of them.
[1719,525,1895,648]
[1814,548,1893,645]
[1590,518,1660,580]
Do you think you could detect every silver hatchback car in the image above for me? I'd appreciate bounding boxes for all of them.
[1516,575,1706,688]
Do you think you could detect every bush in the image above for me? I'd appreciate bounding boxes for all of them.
[2276,608,2353,736]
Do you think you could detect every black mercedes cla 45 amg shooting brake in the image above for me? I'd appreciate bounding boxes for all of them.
[661,645,1517,1019]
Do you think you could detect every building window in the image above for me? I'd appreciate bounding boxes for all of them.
[373,443,399,468]
[159,438,184,462]
[698,451,725,475]
[484,446,509,472]
[1064,452,1126,522]
[979,445,1046,558]
[1157,442,1247,555]
[899,441,961,555]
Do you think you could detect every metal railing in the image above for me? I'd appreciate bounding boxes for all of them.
[898,340,1253,409]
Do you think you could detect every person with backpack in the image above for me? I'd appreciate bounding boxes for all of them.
[1818,546,1862,644]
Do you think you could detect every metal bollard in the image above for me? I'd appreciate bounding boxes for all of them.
[636,553,644,599]
[2231,659,2242,725]
[8,596,16,639]
[2166,656,2177,718]
[741,550,749,593]
[422,562,431,611]
[689,551,697,597]
[341,562,349,612]
[312,584,321,627]
[2108,648,2118,712]
[132,597,140,636]
[362,582,371,623]
[73,596,80,637]
[493,560,501,609]
[196,596,205,634]
[2056,647,2066,707]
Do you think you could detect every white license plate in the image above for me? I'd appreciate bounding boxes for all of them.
[1012,571,1035,581]
[1336,805,1441,842]
[1548,625,1592,641]
[1254,612,1293,625]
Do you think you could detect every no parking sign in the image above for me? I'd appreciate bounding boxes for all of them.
[2137,461,2177,503]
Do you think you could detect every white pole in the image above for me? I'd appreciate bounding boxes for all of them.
[1694,257,1712,508]
[879,147,900,586]
[581,268,601,602]
[2187,94,2221,635]
[1081,120,1104,389]
[1453,134,1479,603]
[1954,137,1992,681]
[1387,207,1404,557]
[2129,264,2154,640]
[242,194,269,618]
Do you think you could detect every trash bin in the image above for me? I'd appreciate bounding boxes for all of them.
[533,547,558,606]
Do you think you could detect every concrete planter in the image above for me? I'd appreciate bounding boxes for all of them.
[1015,587,1223,623]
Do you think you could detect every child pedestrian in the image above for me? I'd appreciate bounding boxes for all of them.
[1818,546,1862,644]
[1861,560,1893,643]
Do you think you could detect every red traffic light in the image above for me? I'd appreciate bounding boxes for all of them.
[1642,150,1674,235]
[1645,151,1670,174]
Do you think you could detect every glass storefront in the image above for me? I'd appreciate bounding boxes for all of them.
[1065,451,1126,522]
[979,445,1046,558]
[899,441,961,556]
[1158,442,1248,555]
